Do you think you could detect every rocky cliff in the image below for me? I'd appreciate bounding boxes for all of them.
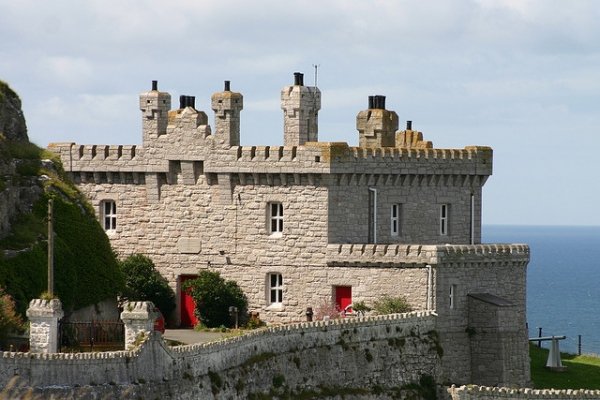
[0,81,40,239]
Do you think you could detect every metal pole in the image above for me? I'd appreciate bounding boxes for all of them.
[578,335,582,355]
[48,199,54,296]
[537,327,542,348]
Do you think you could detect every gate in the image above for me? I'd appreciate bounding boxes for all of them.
[59,320,124,352]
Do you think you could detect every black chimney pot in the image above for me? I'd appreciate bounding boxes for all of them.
[224,80,231,91]
[406,121,412,130]
[368,96,374,109]
[152,80,158,91]
[179,95,185,109]
[294,72,304,86]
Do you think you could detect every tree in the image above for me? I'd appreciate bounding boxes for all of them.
[118,254,175,318]
[183,271,248,328]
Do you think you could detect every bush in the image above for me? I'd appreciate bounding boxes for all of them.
[118,254,175,318]
[0,287,23,347]
[183,271,248,328]
[313,300,342,321]
[373,295,412,315]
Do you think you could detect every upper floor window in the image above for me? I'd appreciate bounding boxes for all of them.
[268,273,283,305]
[391,203,402,237]
[101,200,117,232]
[268,202,283,235]
[449,284,457,309]
[440,204,449,236]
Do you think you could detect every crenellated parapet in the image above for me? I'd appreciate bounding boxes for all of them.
[448,385,600,400]
[327,243,529,267]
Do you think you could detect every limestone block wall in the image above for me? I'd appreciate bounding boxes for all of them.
[434,245,530,386]
[0,312,440,399]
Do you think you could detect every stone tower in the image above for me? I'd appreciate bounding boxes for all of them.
[356,95,399,148]
[281,72,321,146]
[139,80,171,145]
[211,81,244,147]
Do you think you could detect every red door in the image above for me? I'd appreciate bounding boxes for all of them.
[335,286,352,314]
[180,275,198,328]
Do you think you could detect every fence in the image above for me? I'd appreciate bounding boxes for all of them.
[59,320,124,352]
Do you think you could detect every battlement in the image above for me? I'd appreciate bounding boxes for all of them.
[327,243,529,266]
[448,385,600,400]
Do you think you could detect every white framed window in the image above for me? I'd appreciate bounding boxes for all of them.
[391,203,402,236]
[268,202,283,235]
[101,200,117,232]
[268,273,283,304]
[440,204,449,236]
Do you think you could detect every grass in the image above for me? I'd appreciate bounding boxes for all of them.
[530,343,600,389]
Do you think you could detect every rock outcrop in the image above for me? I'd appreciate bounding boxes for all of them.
[0,81,28,143]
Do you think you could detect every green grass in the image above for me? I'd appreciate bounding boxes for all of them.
[530,343,600,389]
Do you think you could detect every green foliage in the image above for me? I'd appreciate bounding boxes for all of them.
[184,270,248,328]
[0,287,23,348]
[0,141,124,316]
[373,295,413,315]
[118,254,175,318]
[352,300,371,315]
[530,343,600,389]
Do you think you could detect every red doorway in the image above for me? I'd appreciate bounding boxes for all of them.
[334,286,352,314]
[180,275,198,328]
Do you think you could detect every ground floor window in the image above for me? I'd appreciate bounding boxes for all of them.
[268,273,283,304]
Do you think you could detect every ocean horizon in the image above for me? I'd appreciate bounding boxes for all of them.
[483,224,600,355]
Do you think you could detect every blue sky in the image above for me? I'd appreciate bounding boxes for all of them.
[1,0,599,226]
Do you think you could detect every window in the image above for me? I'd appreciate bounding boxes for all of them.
[102,200,117,232]
[268,202,283,235]
[440,204,449,236]
[268,273,283,304]
[449,284,457,309]
[391,203,402,236]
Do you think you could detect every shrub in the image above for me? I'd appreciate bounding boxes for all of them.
[373,295,412,315]
[0,287,23,347]
[118,254,175,318]
[313,300,342,321]
[352,301,372,316]
[183,271,248,328]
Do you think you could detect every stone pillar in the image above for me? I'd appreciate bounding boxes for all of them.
[26,298,64,353]
[356,95,399,148]
[120,301,157,350]
[281,72,321,146]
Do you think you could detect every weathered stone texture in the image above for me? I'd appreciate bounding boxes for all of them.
[1,313,441,399]
[26,299,64,353]
[47,78,528,387]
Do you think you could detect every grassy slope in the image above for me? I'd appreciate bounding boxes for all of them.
[530,344,600,389]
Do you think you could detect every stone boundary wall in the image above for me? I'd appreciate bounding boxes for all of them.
[1,312,439,399]
[448,385,600,400]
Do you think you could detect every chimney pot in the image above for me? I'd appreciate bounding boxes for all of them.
[406,120,412,130]
[293,72,304,86]
[179,95,185,109]
[224,80,231,91]
[152,80,158,91]
[368,96,374,109]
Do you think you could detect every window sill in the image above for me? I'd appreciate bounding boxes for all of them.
[268,232,283,238]
[265,303,284,311]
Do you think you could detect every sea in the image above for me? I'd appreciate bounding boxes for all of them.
[483,225,600,356]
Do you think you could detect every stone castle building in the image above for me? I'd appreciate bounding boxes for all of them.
[49,73,530,386]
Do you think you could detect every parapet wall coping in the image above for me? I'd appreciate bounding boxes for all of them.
[170,310,437,355]
[327,243,530,265]
[450,385,600,398]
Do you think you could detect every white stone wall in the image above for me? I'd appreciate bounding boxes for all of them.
[26,299,64,353]
[447,386,600,400]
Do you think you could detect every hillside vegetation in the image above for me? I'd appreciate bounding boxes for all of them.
[0,81,123,316]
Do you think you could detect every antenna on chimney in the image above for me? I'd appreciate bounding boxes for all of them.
[312,64,320,87]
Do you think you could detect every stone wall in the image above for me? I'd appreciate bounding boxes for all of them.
[0,312,441,399]
[447,386,600,400]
